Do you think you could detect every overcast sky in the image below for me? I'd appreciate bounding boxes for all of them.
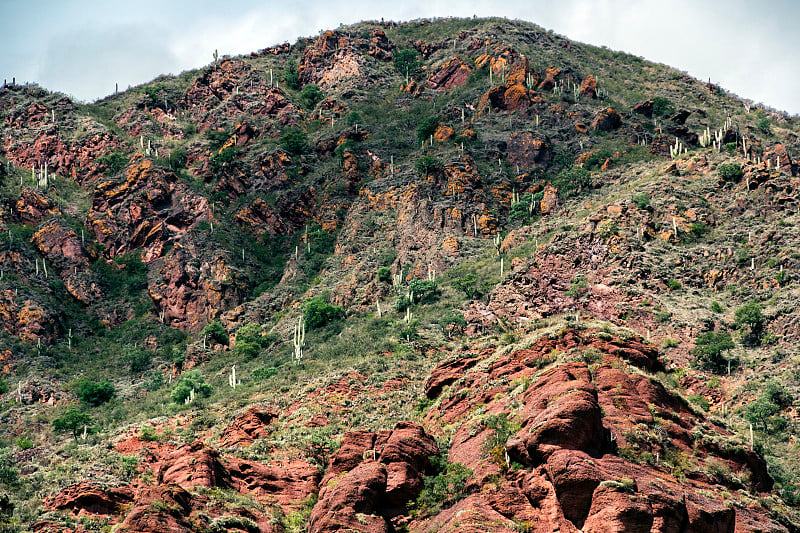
[1,0,797,114]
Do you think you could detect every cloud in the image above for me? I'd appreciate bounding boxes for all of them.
[37,24,183,101]
[3,0,798,113]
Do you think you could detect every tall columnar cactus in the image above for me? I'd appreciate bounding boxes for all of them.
[293,316,305,362]
[699,127,711,148]
[228,365,237,389]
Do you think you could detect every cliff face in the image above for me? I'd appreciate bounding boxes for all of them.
[1,17,799,532]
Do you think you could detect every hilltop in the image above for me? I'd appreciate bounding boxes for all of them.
[1,16,799,532]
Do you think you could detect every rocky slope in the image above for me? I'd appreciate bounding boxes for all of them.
[1,16,799,533]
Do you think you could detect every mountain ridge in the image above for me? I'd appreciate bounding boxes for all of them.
[0,16,799,532]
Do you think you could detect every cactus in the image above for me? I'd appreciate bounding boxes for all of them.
[698,127,711,148]
[228,365,237,389]
[293,316,305,362]
[669,138,683,159]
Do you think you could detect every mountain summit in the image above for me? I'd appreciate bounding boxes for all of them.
[1,17,799,532]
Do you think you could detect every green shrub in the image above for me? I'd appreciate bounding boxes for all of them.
[710,301,723,313]
[757,118,771,135]
[735,300,764,346]
[414,457,472,516]
[75,379,115,406]
[283,59,300,90]
[451,273,480,299]
[126,346,151,374]
[345,111,362,126]
[566,276,588,298]
[651,97,674,117]
[415,155,443,176]
[209,145,239,171]
[280,130,308,155]
[205,129,230,150]
[16,436,34,450]
[95,152,129,176]
[416,117,439,145]
[234,322,271,359]
[691,331,735,373]
[718,163,743,181]
[377,266,392,283]
[439,310,467,338]
[687,395,710,411]
[302,296,345,328]
[252,367,278,381]
[52,408,94,439]
[408,279,440,304]
[202,320,229,345]
[171,370,213,404]
[550,166,591,198]
[665,279,681,291]
[0,449,19,485]
[632,192,651,210]
[394,49,422,79]
[139,426,160,442]
[299,84,324,109]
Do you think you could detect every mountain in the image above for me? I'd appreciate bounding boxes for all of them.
[1,16,799,532]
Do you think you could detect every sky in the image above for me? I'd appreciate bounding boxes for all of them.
[1,0,797,114]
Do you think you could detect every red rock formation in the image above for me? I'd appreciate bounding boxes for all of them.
[507,132,551,169]
[220,406,278,447]
[579,75,598,98]
[32,219,102,304]
[592,107,622,131]
[633,100,654,117]
[44,482,133,515]
[87,155,209,262]
[427,57,472,90]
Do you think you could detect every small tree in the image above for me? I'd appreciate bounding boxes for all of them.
[202,320,229,345]
[416,117,439,145]
[302,296,344,329]
[299,84,324,109]
[393,49,421,80]
[283,59,300,90]
[439,310,467,339]
[735,300,765,346]
[53,409,94,440]
[691,331,735,373]
[171,370,213,404]
[415,155,442,177]
[281,130,308,155]
[75,380,115,406]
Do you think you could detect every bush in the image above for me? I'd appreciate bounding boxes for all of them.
[345,111,362,126]
[632,192,651,210]
[439,311,467,338]
[377,266,392,283]
[252,367,278,381]
[171,370,213,404]
[75,379,115,406]
[735,300,764,346]
[95,152,129,176]
[651,97,674,117]
[710,301,723,313]
[718,163,743,181]
[126,346,151,374]
[201,320,229,345]
[416,117,439,145]
[394,49,421,79]
[205,129,230,150]
[757,118,771,135]
[691,331,735,373]
[283,59,300,90]
[299,84,324,109]
[551,166,591,198]
[209,145,239,172]
[414,457,472,516]
[451,273,480,299]
[281,130,308,155]
[52,408,94,439]
[408,279,440,304]
[302,296,345,329]
[415,155,442,176]
[234,322,272,359]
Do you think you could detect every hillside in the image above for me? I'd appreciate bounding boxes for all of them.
[1,16,800,532]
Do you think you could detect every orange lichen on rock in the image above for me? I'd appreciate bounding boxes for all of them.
[442,235,460,255]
